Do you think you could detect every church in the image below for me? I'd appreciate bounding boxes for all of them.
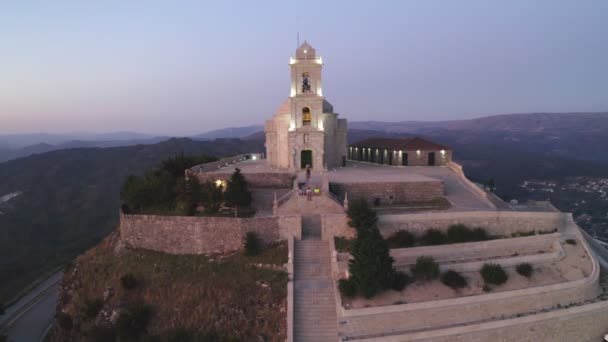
[264,41,348,170]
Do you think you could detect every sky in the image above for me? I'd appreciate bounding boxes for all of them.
[1,0,607,135]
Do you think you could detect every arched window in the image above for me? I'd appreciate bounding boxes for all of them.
[302,107,311,126]
[302,72,311,93]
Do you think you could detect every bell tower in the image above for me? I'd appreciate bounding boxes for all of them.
[264,41,348,171]
[289,41,324,130]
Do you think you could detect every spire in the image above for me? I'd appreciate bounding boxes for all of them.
[295,41,316,59]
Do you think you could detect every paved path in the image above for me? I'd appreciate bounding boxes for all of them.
[293,215,339,341]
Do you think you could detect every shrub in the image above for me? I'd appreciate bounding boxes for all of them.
[516,263,533,278]
[447,224,472,243]
[391,271,411,291]
[244,231,261,256]
[56,311,73,331]
[446,224,489,243]
[441,270,467,290]
[421,229,446,245]
[565,238,577,245]
[83,297,103,318]
[480,263,508,285]
[0,334,6,342]
[0,303,4,315]
[411,256,440,281]
[386,230,415,248]
[87,326,117,342]
[339,278,357,298]
[121,273,138,290]
[117,304,152,339]
[483,284,492,292]
[471,227,489,241]
[334,236,354,252]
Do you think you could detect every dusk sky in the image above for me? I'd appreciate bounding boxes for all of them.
[2,1,607,135]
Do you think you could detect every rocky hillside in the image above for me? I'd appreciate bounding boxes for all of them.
[50,233,287,341]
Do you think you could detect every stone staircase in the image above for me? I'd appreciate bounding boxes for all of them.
[293,215,339,341]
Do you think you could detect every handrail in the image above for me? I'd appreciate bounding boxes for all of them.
[277,190,294,206]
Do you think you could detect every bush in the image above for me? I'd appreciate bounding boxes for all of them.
[386,230,415,248]
[244,231,261,256]
[334,236,354,252]
[516,263,533,278]
[117,304,152,339]
[339,278,357,298]
[480,263,508,285]
[0,303,4,315]
[83,297,103,318]
[391,271,411,291]
[0,334,6,342]
[56,311,73,331]
[411,256,440,281]
[441,270,467,290]
[471,227,489,241]
[446,224,489,243]
[565,238,577,245]
[87,326,117,342]
[421,229,446,245]
[121,273,138,290]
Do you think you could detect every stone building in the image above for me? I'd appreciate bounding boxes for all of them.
[265,41,348,170]
[348,137,452,166]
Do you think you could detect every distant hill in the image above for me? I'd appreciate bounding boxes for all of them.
[0,131,163,149]
[193,125,264,141]
[0,137,263,304]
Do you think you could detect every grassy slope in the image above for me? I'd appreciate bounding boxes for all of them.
[53,233,287,341]
[0,138,263,304]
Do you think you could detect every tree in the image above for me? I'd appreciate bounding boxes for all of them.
[346,198,378,234]
[348,226,396,298]
[201,180,224,214]
[224,168,252,210]
[486,178,495,193]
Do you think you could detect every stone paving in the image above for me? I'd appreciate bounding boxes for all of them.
[330,161,494,211]
[293,215,339,341]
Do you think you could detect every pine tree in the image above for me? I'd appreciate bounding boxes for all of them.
[224,168,252,208]
[346,198,378,234]
[201,180,223,214]
[349,226,395,298]
[346,198,395,298]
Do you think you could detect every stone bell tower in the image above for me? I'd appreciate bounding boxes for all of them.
[264,41,347,171]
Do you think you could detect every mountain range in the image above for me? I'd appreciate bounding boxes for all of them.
[1,112,608,304]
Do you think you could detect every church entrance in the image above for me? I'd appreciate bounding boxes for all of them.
[301,150,312,169]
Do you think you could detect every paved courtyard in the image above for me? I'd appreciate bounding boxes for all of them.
[329,161,495,211]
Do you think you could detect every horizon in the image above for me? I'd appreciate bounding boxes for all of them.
[2,1,608,135]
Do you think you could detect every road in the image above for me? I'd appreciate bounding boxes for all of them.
[0,271,62,342]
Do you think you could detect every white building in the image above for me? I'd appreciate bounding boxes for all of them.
[265,41,348,170]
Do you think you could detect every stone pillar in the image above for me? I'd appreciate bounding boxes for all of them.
[272,192,278,216]
[343,192,349,210]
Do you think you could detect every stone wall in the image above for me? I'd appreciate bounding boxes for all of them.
[194,171,294,189]
[378,211,564,237]
[330,181,444,206]
[120,213,300,255]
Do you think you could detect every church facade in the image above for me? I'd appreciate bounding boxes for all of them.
[265,41,347,170]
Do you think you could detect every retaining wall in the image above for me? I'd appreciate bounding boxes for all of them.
[120,213,300,254]
[378,211,564,237]
[330,181,444,205]
[338,219,601,340]
[194,171,294,189]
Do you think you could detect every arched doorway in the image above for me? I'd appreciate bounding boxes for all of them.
[301,150,312,169]
[302,107,311,126]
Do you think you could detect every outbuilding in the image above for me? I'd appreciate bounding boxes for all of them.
[348,137,452,166]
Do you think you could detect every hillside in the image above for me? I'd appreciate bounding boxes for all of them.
[0,138,263,304]
[50,233,287,341]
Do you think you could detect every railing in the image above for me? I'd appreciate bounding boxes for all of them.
[277,190,294,207]
[187,153,263,174]
[326,191,344,208]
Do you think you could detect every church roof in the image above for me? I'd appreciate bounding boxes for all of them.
[350,137,451,151]
[295,41,316,59]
